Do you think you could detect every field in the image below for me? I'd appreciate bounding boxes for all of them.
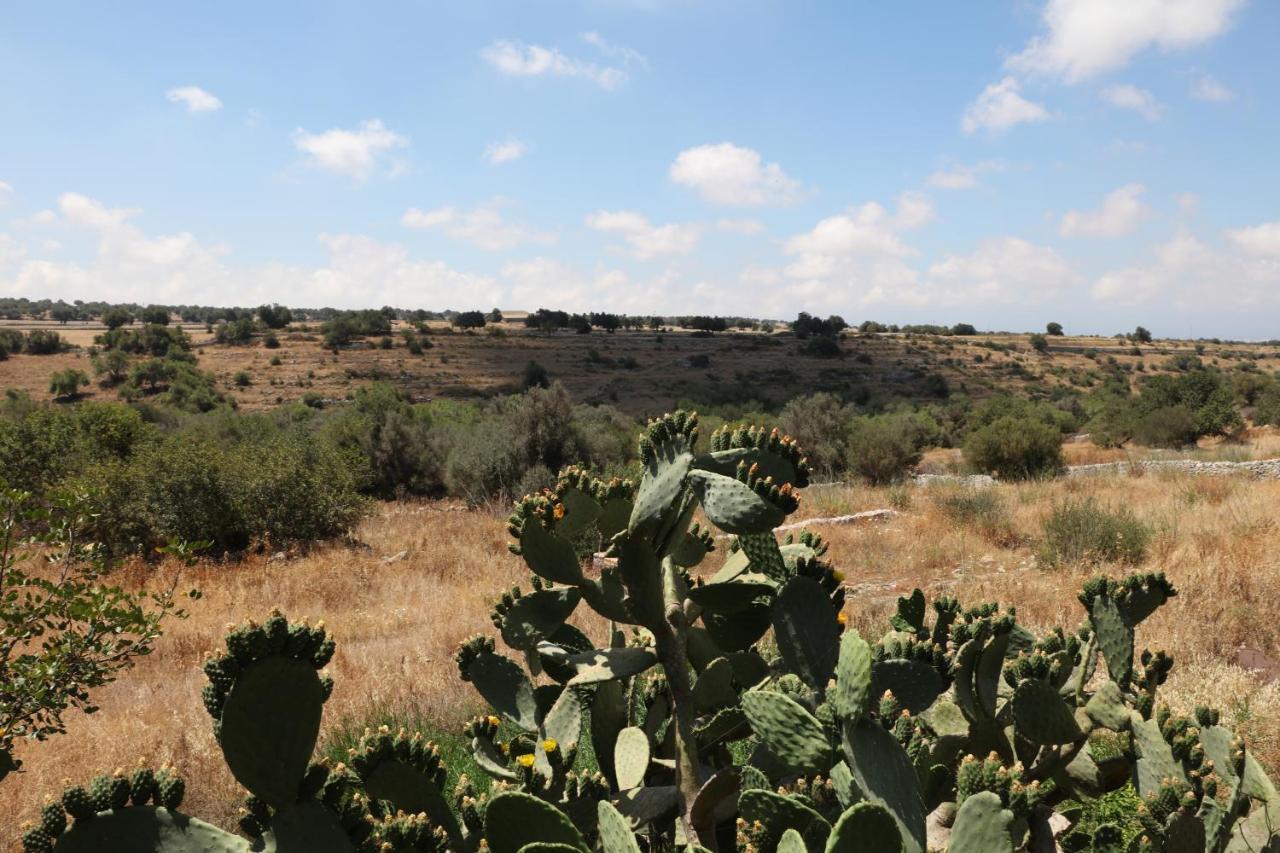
[4,317,1280,416]
[7,468,1280,844]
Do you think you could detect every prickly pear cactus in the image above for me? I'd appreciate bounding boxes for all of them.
[18,412,1280,852]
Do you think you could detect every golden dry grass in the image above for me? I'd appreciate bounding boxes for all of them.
[6,471,1280,844]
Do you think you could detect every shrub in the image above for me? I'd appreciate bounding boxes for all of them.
[263,331,280,349]
[779,393,856,479]
[845,415,922,485]
[25,329,64,355]
[49,368,90,399]
[0,487,189,779]
[799,335,842,358]
[1255,384,1280,426]
[101,307,133,329]
[933,487,1017,545]
[233,370,252,388]
[1038,498,1150,567]
[963,414,1064,480]
[1029,333,1049,353]
[522,360,550,390]
[443,418,521,504]
[1131,405,1199,448]
[92,348,131,385]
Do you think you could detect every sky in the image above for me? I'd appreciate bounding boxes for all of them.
[2,1,1279,338]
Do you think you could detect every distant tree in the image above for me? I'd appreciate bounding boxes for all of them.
[49,368,90,399]
[1046,321,1064,336]
[488,308,504,324]
[256,304,292,329]
[101,307,133,330]
[50,305,78,324]
[453,310,487,329]
[25,330,64,355]
[951,323,978,336]
[1029,333,1049,353]
[522,360,550,390]
[92,348,131,385]
[1132,326,1153,343]
[141,306,170,325]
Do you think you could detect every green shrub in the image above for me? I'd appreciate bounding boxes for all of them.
[233,370,252,388]
[1029,333,1048,353]
[845,414,922,485]
[779,392,856,479]
[522,360,550,389]
[1038,498,1150,567]
[25,329,65,354]
[1130,405,1199,448]
[49,368,89,399]
[963,414,1064,480]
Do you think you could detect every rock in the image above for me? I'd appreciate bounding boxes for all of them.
[381,549,409,564]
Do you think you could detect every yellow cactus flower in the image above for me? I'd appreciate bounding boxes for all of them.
[487,715,501,728]
[516,753,536,768]
[542,738,559,753]
[837,611,848,626]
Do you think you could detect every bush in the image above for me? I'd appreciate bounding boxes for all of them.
[522,360,550,390]
[845,415,922,485]
[233,370,252,388]
[25,329,64,355]
[933,487,1017,545]
[1037,498,1150,567]
[1046,322,1064,336]
[443,418,521,504]
[263,331,280,349]
[1130,405,1199,448]
[779,393,856,480]
[1029,333,1048,353]
[963,414,1063,480]
[49,368,90,399]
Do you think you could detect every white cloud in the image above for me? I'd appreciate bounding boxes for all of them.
[927,237,1079,302]
[669,143,801,207]
[1226,222,1280,258]
[479,40,626,89]
[716,219,765,235]
[1091,228,1280,318]
[1191,75,1236,102]
[402,202,555,251]
[0,181,11,206]
[1102,84,1163,120]
[165,86,223,113]
[483,139,527,165]
[962,77,1050,134]
[1060,183,1150,237]
[581,32,649,69]
[1007,0,1245,83]
[585,210,702,259]
[785,195,933,259]
[1176,193,1200,215]
[293,120,408,180]
[926,160,1006,190]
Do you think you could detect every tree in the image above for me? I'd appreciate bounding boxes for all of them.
[951,323,978,336]
[488,308,503,324]
[1029,333,1049,353]
[256,304,292,329]
[1132,326,1153,343]
[522,360,550,390]
[101,307,132,330]
[453,310,487,329]
[0,488,194,780]
[92,349,131,385]
[49,368,90,399]
[140,306,171,326]
[1046,322,1064,336]
[846,415,922,485]
[50,305,78,324]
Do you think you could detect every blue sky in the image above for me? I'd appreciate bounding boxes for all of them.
[2,1,1278,337]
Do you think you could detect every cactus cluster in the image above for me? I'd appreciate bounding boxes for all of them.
[17,411,1280,851]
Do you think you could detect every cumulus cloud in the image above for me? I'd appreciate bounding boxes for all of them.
[785,195,933,259]
[1060,183,1150,237]
[1091,228,1280,321]
[483,139,527,165]
[926,160,1006,190]
[669,143,801,207]
[1191,75,1236,102]
[165,85,222,113]
[402,202,556,251]
[1102,84,1163,120]
[927,237,1079,302]
[716,219,765,235]
[585,210,702,259]
[1226,222,1280,257]
[480,40,627,89]
[293,119,408,179]
[1007,0,1245,83]
[962,77,1050,133]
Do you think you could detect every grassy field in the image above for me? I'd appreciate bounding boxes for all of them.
[4,319,1279,416]
[7,469,1280,844]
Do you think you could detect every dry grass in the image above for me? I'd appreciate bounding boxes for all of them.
[7,472,1280,844]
